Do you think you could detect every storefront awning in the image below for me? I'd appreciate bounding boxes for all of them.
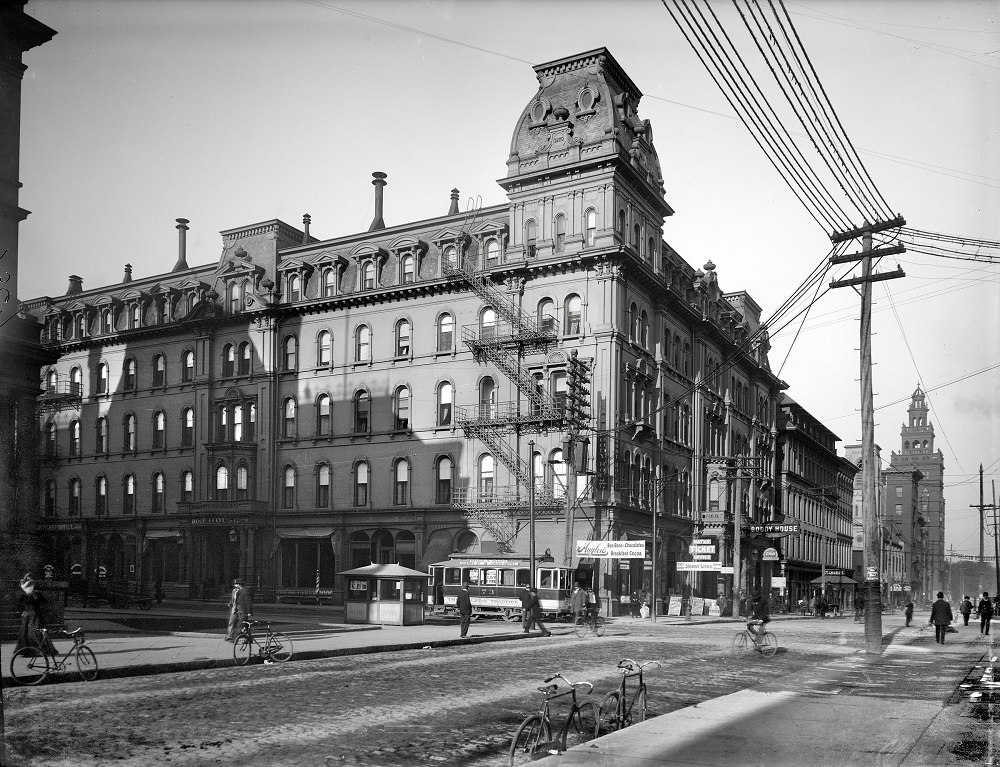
[276,528,336,539]
[145,530,180,540]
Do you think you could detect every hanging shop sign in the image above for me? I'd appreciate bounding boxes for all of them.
[576,540,646,559]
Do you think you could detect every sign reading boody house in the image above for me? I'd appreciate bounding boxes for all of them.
[576,541,646,559]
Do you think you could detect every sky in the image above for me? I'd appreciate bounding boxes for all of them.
[16,0,1000,556]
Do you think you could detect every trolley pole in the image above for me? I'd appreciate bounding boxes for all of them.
[830,215,905,654]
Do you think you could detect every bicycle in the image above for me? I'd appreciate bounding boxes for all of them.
[732,620,777,657]
[233,619,293,665]
[574,610,606,638]
[508,673,599,766]
[9,627,98,685]
[598,658,661,732]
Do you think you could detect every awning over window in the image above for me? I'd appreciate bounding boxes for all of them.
[276,528,336,539]
[145,530,181,540]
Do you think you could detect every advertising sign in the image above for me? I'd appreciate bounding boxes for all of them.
[668,596,683,616]
[576,540,646,559]
[676,561,722,571]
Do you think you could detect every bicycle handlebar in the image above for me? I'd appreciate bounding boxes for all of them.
[616,658,661,673]
[542,673,593,694]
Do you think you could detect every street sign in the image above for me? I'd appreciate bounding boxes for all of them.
[676,561,722,572]
[865,566,879,581]
[690,544,717,555]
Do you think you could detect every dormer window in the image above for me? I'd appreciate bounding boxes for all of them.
[130,304,141,329]
[323,268,337,297]
[229,281,242,314]
[288,275,301,302]
[101,309,113,335]
[401,255,415,284]
[485,239,499,267]
[362,262,375,290]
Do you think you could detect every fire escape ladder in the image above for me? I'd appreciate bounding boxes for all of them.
[443,259,550,345]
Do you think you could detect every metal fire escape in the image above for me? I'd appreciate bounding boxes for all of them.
[443,256,564,551]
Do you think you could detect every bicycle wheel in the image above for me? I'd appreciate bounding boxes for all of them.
[732,630,749,656]
[565,701,599,748]
[509,714,551,767]
[594,617,606,637]
[74,645,99,681]
[10,646,49,686]
[233,633,253,666]
[632,687,647,724]
[598,691,622,733]
[760,631,778,658]
[265,631,293,662]
[575,616,588,638]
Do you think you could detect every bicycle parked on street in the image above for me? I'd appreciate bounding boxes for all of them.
[9,627,98,685]
[574,609,606,638]
[508,672,599,766]
[732,620,777,657]
[233,619,293,665]
[598,658,661,732]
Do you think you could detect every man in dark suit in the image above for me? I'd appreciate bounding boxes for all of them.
[225,577,252,642]
[978,591,994,636]
[457,581,473,638]
[929,591,953,644]
[526,587,551,637]
[520,585,534,633]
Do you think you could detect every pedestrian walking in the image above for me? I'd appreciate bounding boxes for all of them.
[570,583,586,622]
[960,595,973,626]
[520,585,534,633]
[526,587,551,637]
[854,595,866,623]
[456,581,473,638]
[224,577,252,642]
[978,591,994,636]
[904,600,914,626]
[929,591,953,644]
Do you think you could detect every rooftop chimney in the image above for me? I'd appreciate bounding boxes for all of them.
[449,188,460,216]
[368,172,387,232]
[123,263,133,283]
[302,213,311,244]
[172,218,190,272]
[66,275,83,295]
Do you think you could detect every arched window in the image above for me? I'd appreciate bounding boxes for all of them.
[525,220,537,257]
[96,416,108,454]
[69,478,81,516]
[481,308,497,340]
[124,414,136,452]
[181,471,193,503]
[288,275,301,302]
[238,342,251,375]
[436,313,453,352]
[283,466,295,508]
[394,385,410,430]
[283,398,296,438]
[152,472,164,513]
[683,342,691,376]
[45,369,56,393]
[551,449,566,499]
[565,294,582,335]
[70,366,82,396]
[485,239,500,267]
[478,454,495,501]
[152,354,166,386]
[552,370,567,415]
[182,350,195,382]
[362,262,375,290]
[554,213,566,253]
[355,325,371,363]
[400,254,415,284]
[629,302,639,342]
[316,463,330,508]
[395,319,410,357]
[436,456,453,504]
[673,334,681,369]
[354,461,369,506]
[215,465,229,501]
[101,309,113,335]
[229,281,242,314]
[123,358,137,390]
[130,304,140,329]
[123,474,135,514]
[647,236,656,263]
[533,451,545,495]
[231,403,243,441]
[182,407,194,446]
[98,362,109,394]
[640,310,649,348]
[617,210,626,236]
[69,420,81,456]
[222,344,235,377]
[393,459,409,505]
[585,209,597,247]
[317,394,331,436]
[45,480,56,516]
[480,376,496,419]
[323,267,337,296]
[437,381,453,427]
[442,246,457,271]
[283,336,297,371]
[237,464,249,500]
[317,331,332,367]
[96,476,107,515]
[354,390,370,433]
[538,298,556,333]
[153,411,165,449]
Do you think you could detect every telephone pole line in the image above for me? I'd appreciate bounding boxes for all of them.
[830,215,905,655]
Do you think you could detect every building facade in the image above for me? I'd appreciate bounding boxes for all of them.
[23,48,785,610]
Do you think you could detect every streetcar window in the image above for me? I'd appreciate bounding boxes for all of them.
[465,568,481,585]
[444,567,462,585]
[539,570,553,589]
[484,568,499,586]
[516,568,530,588]
[500,568,516,586]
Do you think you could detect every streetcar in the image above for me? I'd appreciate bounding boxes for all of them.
[427,554,578,621]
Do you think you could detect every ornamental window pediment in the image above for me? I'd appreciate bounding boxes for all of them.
[349,245,390,291]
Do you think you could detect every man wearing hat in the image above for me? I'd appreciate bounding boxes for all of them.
[15,574,53,654]
[225,577,252,642]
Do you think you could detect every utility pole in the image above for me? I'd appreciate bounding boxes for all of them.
[563,352,591,569]
[529,439,536,583]
[972,465,986,595]
[830,215,905,654]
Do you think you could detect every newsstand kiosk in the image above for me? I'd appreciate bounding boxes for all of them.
[339,563,427,626]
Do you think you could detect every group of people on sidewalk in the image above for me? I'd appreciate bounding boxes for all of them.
[928,590,995,643]
[454,581,604,638]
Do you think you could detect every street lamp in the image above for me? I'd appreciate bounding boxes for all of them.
[229,527,238,543]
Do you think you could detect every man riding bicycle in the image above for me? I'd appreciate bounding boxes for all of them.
[747,592,770,639]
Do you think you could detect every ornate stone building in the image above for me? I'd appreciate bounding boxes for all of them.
[22,48,782,610]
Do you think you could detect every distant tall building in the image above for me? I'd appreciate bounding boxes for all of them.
[888,386,946,600]
[21,48,783,611]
